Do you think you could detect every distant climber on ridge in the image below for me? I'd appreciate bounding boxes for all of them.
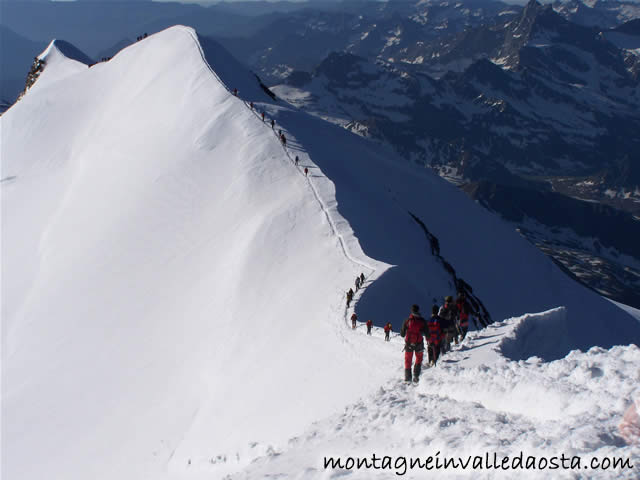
[346,288,354,307]
[384,322,392,341]
[366,319,373,335]
[351,312,358,330]
[400,304,428,383]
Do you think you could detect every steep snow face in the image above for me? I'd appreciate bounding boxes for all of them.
[2,25,640,480]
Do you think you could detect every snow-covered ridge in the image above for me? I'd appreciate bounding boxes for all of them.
[32,39,92,87]
[38,38,93,66]
[2,25,639,480]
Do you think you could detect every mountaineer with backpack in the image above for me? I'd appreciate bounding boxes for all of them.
[366,319,373,335]
[438,295,458,346]
[400,305,428,383]
[346,288,354,307]
[438,296,457,353]
[384,322,392,341]
[427,306,443,366]
[456,291,475,340]
[351,313,358,330]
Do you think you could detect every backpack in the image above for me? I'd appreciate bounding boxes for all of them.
[404,314,425,344]
[427,317,442,344]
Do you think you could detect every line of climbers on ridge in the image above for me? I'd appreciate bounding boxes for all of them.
[348,274,394,341]
[229,87,488,385]
[230,86,493,386]
[233,89,397,343]
[350,288,486,383]
[346,273,365,308]
[232,87,314,179]
[401,292,481,383]
[89,34,149,68]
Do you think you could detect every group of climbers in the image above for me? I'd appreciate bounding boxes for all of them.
[228,88,488,385]
[347,274,396,342]
[231,88,314,181]
[346,273,365,307]
[400,291,484,383]
[349,293,485,384]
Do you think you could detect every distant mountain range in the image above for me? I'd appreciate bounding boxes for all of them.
[269,1,639,199]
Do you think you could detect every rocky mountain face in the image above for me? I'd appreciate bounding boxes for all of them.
[277,2,640,187]
[223,1,639,192]
[219,0,521,82]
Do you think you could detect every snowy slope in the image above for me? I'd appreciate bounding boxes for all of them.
[2,25,639,480]
[2,26,393,479]
[238,310,640,480]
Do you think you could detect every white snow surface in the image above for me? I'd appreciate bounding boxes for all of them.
[2,26,639,479]
[239,312,640,479]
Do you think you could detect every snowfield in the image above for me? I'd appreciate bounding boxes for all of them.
[1,26,639,479]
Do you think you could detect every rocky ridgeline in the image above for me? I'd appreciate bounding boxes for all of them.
[18,57,46,101]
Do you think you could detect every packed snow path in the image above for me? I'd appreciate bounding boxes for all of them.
[226,78,381,329]
[193,41,384,332]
